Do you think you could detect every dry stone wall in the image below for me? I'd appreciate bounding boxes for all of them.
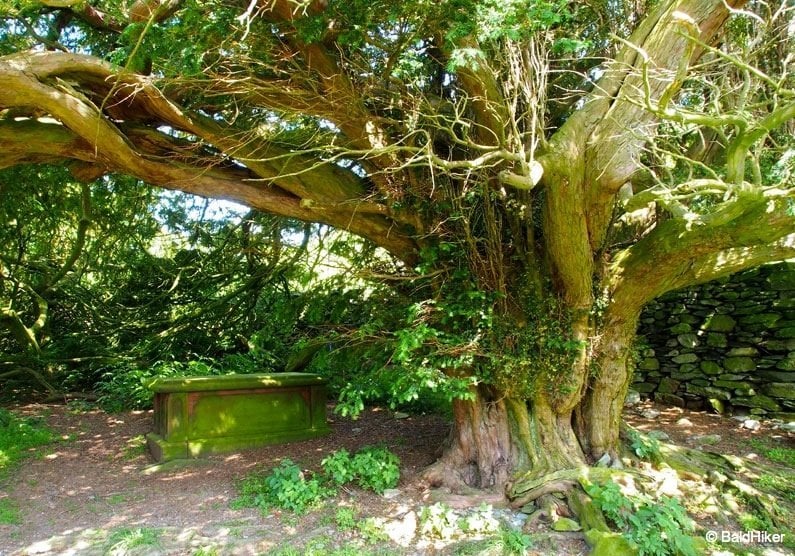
[633,262,795,420]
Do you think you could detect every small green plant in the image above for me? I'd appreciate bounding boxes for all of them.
[586,480,697,556]
[626,429,661,462]
[335,507,357,531]
[105,527,161,555]
[750,439,795,467]
[419,502,459,540]
[0,408,54,478]
[498,526,534,555]
[350,446,401,494]
[235,459,334,514]
[322,449,357,485]
[459,503,500,535]
[357,517,389,544]
[234,446,401,514]
[321,445,401,494]
[0,498,20,524]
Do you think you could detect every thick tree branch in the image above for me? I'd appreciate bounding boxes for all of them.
[0,50,420,262]
[608,191,795,314]
[579,0,746,251]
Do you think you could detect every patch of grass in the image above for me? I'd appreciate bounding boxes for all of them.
[264,541,398,556]
[0,498,20,525]
[0,408,54,479]
[304,535,334,556]
[264,546,301,556]
[756,473,795,504]
[105,527,161,555]
[449,538,500,555]
[750,439,795,466]
[106,493,127,505]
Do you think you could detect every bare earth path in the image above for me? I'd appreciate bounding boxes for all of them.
[0,404,450,555]
[0,401,792,555]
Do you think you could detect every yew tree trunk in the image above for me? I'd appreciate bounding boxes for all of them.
[424,384,586,494]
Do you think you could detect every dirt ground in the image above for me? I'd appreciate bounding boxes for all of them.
[0,400,792,555]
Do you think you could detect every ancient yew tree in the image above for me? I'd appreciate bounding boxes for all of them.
[1,0,794,501]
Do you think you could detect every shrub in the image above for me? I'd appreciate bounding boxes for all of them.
[586,480,697,556]
[234,446,401,514]
[334,507,357,531]
[321,445,400,494]
[627,429,661,462]
[235,459,334,514]
[419,502,459,540]
[95,359,224,412]
[498,526,534,555]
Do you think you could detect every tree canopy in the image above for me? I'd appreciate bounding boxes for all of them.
[1,0,794,497]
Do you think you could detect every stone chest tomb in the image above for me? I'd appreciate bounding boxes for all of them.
[146,373,330,462]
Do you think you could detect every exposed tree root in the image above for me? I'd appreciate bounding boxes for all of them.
[418,459,474,493]
[508,466,650,508]
[656,439,793,530]
[422,425,791,551]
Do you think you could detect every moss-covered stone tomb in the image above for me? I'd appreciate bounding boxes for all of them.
[146,373,330,462]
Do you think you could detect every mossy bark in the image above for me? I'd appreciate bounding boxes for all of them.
[423,383,586,497]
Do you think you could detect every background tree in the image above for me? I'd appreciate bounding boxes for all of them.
[0,0,793,504]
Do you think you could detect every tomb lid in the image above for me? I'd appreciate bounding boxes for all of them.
[146,372,326,393]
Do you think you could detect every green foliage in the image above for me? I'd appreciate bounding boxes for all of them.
[321,449,358,486]
[0,408,54,478]
[586,481,697,556]
[357,517,389,544]
[321,446,400,494]
[349,446,400,494]
[419,502,459,540]
[488,293,584,402]
[497,526,534,555]
[626,429,661,462]
[235,446,400,514]
[95,359,226,412]
[334,507,358,531]
[458,503,501,535]
[235,459,334,514]
[105,527,162,555]
[750,439,795,467]
[443,0,584,70]
[0,497,20,524]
